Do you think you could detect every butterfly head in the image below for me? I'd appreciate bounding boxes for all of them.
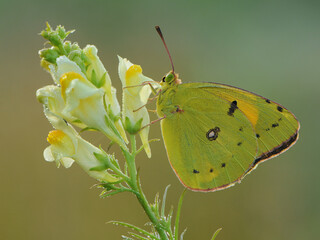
[161,71,181,86]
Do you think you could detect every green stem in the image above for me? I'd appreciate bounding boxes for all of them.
[124,135,169,240]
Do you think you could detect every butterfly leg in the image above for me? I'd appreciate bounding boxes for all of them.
[139,115,166,132]
[133,88,162,112]
[146,82,159,96]
[123,81,158,94]
[133,104,148,112]
[148,109,157,113]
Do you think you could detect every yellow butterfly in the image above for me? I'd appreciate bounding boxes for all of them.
[155,26,300,192]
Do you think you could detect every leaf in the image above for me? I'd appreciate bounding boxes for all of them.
[151,192,160,218]
[180,228,187,240]
[90,69,99,87]
[109,221,158,240]
[161,185,171,217]
[121,235,134,240]
[128,232,152,240]
[100,189,125,198]
[174,189,187,240]
[211,228,222,240]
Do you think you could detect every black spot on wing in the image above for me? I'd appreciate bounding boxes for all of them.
[253,132,298,166]
[206,127,220,141]
[272,123,279,128]
[221,163,226,168]
[266,99,271,103]
[237,142,242,146]
[239,127,243,132]
[210,168,214,173]
[227,100,238,116]
[277,106,283,112]
[193,169,200,174]
[256,133,260,138]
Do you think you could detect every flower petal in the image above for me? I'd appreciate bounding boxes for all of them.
[118,56,159,157]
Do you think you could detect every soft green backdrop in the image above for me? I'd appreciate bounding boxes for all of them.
[1,0,319,239]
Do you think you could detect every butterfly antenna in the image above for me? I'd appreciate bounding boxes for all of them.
[155,26,175,73]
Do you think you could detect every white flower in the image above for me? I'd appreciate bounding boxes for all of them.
[37,56,127,149]
[83,46,127,143]
[118,56,160,158]
[44,110,119,182]
[59,71,126,149]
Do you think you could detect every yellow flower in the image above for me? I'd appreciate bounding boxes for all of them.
[37,56,127,149]
[118,56,160,158]
[43,110,118,182]
[83,46,127,143]
[59,71,126,149]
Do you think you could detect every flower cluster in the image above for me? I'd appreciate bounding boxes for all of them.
[37,23,159,182]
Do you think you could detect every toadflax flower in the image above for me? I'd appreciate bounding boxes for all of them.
[43,110,119,182]
[83,45,127,143]
[118,56,160,158]
[37,56,127,149]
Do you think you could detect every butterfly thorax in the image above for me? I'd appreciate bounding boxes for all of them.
[156,71,183,118]
[156,84,180,118]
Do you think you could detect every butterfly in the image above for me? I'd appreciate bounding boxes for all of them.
[154,26,300,192]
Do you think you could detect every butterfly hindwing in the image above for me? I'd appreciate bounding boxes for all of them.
[158,82,299,191]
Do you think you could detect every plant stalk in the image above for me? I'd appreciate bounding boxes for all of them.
[124,135,169,240]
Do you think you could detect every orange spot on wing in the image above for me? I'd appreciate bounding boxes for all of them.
[236,99,259,127]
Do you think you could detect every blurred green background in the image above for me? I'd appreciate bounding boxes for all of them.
[1,0,319,239]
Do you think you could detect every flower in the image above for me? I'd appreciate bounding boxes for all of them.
[37,56,127,149]
[83,46,127,143]
[118,56,160,158]
[43,110,119,182]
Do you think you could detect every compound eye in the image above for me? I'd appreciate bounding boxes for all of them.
[162,76,166,82]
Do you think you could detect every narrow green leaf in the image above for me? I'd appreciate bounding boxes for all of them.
[151,192,160,218]
[174,189,187,240]
[129,232,154,240]
[161,185,171,217]
[121,235,134,240]
[211,228,222,240]
[107,141,115,151]
[180,228,187,240]
[110,154,121,169]
[109,221,158,240]
[100,189,126,198]
[167,206,174,226]
[99,72,107,88]
[90,69,99,87]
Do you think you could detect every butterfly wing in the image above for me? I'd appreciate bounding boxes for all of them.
[158,82,299,191]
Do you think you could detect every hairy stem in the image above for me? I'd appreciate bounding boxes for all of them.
[123,135,169,240]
